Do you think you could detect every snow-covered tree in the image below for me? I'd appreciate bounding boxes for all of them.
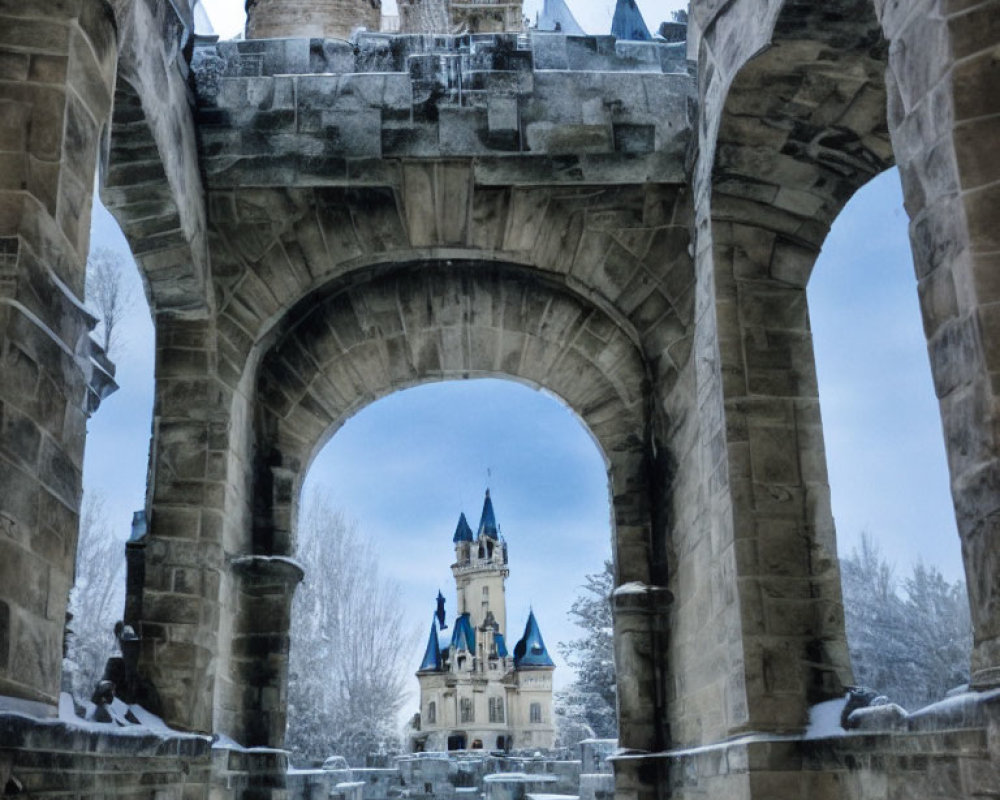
[555,560,617,747]
[85,247,135,356]
[285,491,417,766]
[840,533,972,710]
[63,493,126,700]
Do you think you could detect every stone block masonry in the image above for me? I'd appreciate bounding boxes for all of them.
[2,1,1000,799]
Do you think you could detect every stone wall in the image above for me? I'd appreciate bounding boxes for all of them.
[0,0,118,713]
[0,713,211,798]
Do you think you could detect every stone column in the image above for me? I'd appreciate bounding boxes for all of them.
[712,222,852,728]
[0,0,117,712]
[881,0,1000,691]
[230,555,304,748]
[135,317,240,732]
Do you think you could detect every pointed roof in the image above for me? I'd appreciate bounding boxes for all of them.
[451,613,476,653]
[453,512,474,543]
[477,489,499,540]
[513,610,555,668]
[495,632,509,658]
[610,0,651,41]
[418,618,443,671]
[536,0,585,35]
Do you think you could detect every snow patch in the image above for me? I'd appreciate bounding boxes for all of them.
[804,695,849,739]
[484,773,557,783]
[612,582,649,596]
[231,554,306,572]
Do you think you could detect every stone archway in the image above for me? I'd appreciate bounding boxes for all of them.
[684,0,1000,758]
[222,259,660,749]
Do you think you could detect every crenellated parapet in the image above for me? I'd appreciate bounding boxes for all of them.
[190,33,694,187]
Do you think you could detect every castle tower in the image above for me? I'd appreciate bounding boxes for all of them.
[412,490,554,753]
[452,492,509,636]
[245,0,381,40]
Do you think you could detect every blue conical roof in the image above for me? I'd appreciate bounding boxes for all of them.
[418,618,443,671]
[453,512,474,543]
[451,613,476,652]
[611,0,651,40]
[536,0,585,34]
[513,610,555,668]
[478,489,498,540]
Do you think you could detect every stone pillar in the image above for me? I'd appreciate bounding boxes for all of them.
[711,222,852,731]
[881,0,1000,691]
[245,0,381,40]
[136,317,237,732]
[230,556,303,748]
[0,0,117,711]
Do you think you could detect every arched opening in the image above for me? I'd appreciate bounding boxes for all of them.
[810,168,971,709]
[204,258,666,755]
[64,186,155,708]
[284,377,614,763]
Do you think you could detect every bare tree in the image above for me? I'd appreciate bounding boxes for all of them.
[63,492,126,701]
[86,247,135,356]
[285,490,418,765]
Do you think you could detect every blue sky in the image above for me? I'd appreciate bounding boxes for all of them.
[82,3,965,710]
[198,0,682,38]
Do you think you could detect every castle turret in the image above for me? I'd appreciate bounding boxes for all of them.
[244,0,381,40]
[453,490,509,635]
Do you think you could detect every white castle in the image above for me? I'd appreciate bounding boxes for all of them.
[411,490,555,752]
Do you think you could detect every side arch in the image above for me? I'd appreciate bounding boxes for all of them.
[879,0,1000,692]
[690,0,894,744]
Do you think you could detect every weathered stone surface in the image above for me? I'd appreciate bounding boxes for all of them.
[1,1,999,798]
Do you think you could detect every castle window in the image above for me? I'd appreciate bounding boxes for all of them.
[489,696,504,723]
[460,697,474,723]
[427,701,436,724]
[530,702,542,723]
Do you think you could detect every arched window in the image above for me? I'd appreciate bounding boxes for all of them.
[529,702,541,723]
[427,701,436,724]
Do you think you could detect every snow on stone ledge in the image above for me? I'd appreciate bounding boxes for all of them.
[485,773,558,783]
[803,695,849,739]
[612,582,650,596]
[0,692,211,751]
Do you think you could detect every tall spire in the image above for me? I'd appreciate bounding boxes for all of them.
[610,0,650,40]
[453,512,474,543]
[513,609,554,668]
[478,489,499,540]
[536,0,585,35]
[418,617,443,671]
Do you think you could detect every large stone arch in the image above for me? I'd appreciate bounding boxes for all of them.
[217,260,663,750]
[133,176,696,742]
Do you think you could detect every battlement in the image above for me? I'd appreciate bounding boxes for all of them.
[190,32,694,187]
